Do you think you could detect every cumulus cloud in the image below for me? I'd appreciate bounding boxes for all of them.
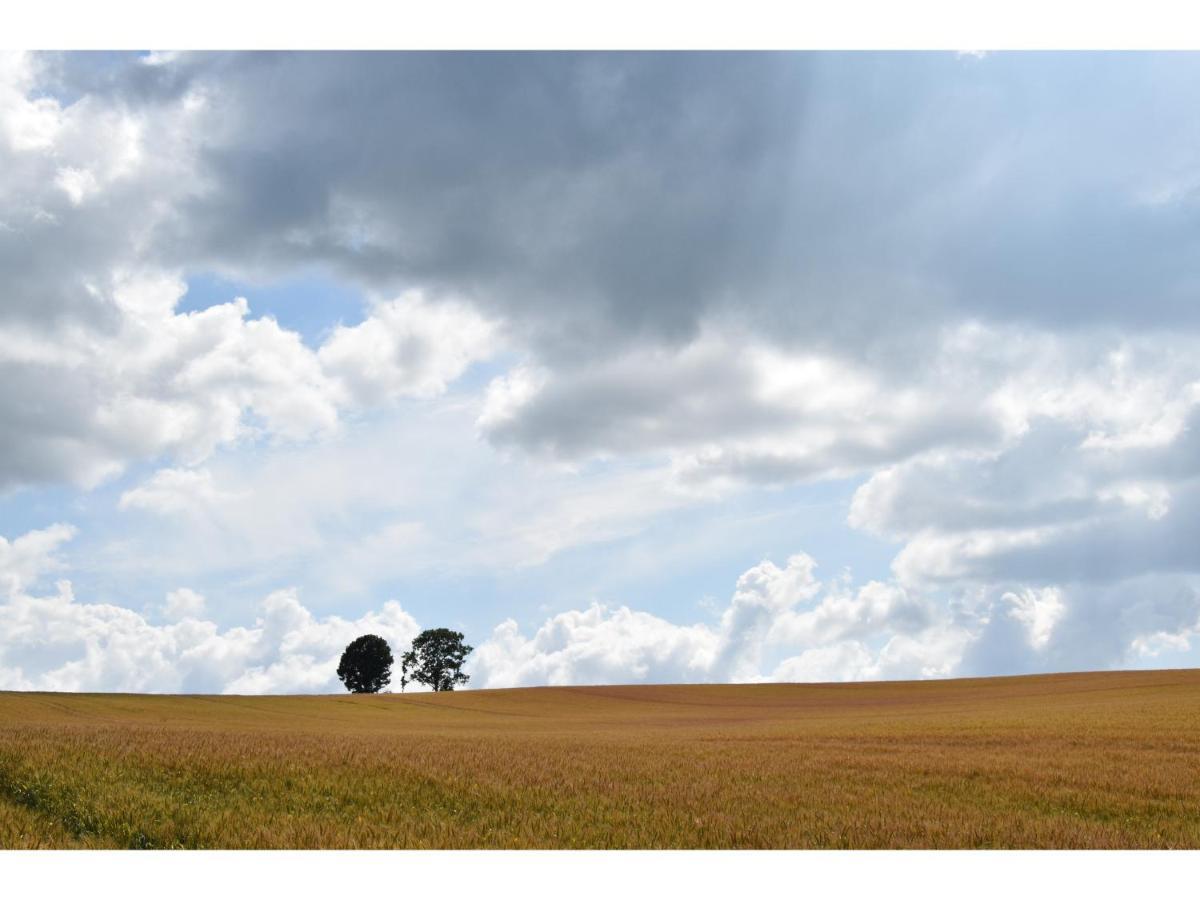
[319,291,498,407]
[474,561,1200,688]
[472,554,968,688]
[3,522,1198,692]
[0,523,76,597]
[0,583,421,694]
[0,267,494,491]
[0,525,420,693]
[160,588,207,621]
[0,274,334,489]
[474,607,720,688]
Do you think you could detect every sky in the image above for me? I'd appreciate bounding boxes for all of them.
[3,49,1200,693]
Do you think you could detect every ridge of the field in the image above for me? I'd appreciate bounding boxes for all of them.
[3,669,1200,849]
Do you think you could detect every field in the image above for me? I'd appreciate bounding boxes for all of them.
[2,669,1200,849]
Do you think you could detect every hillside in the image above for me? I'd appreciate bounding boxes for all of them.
[3,669,1200,848]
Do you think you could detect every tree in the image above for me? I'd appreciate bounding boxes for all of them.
[400,628,473,692]
[337,634,394,694]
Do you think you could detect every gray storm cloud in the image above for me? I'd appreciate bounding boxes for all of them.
[59,51,1200,347]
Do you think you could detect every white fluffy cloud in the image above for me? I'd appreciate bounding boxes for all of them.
[473,561,1200,688]
[0,527,955,691]
[0,525,420,693]
[319,291,498,407]
[1,274,327,489]
[472,553,968,688]
[161,587,207,621]
[3,522,1198,692]
[0,523,76,597]
[0,583,421,694]
[0,271,496,491]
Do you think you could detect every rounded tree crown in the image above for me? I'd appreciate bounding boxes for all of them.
[337,634,394,694]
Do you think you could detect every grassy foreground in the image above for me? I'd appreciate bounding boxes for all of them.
[2,669,1200,849]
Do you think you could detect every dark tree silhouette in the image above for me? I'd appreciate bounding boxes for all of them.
[337,634,394,693]
[400,628,473,692]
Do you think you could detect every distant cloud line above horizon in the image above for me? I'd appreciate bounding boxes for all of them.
[0,522,1042,692]
[3,50,1200,691]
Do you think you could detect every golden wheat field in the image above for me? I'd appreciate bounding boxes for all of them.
[2,669,1200,849]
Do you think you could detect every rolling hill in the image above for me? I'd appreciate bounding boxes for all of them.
[3,669,1199,848]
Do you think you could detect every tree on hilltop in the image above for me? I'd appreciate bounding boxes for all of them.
[337,634,394,693]
[400,628,473,692]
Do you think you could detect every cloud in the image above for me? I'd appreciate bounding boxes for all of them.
[128,52,817,355]
[819,327,1200,617]
[3,523,1198,692]
[9,51,1200,686]
[956,575,1200,677]
[0,583,421,694]
[474,562,1200,689]
[479,324,1008,491]
[0,265,495,492]
[0,54,500,492]
[472,554,967,688]
[0,275,339,489]
[9,52,1200,491]
[0,523,76,597]
[119,467,241,515]
[0,52,61,152]
[0,525,420,693]
[106,407,706,592]
[37,51,1200,358]
[160,587,206,621]
[473,607,720,688]
[318,290,498,407]
[10,52,1200,480]
[1003,587,1065,650]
